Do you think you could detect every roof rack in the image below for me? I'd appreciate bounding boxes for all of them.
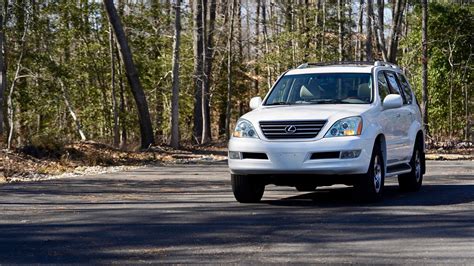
[374,61,400,69]
[297,61,374,69]
[296,60,400,69]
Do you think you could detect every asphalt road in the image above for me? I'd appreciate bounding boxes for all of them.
[0,161,473,264]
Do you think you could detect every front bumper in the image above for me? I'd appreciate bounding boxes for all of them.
[228,136,374,175]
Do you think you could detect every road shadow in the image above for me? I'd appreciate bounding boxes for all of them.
[0,171,473,263]
[263,184,474,207]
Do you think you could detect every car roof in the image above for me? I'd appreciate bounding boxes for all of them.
[285,61,402,76]
[287,65,374,75]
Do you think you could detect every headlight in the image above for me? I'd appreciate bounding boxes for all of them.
[324,116,363,137]
[233,119,259,138]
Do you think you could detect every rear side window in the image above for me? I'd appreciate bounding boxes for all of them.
[397,73,413,104]
[377,72,390,102]
[385,72,407,104]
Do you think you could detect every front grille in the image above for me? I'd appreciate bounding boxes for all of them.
[259,120,327,139]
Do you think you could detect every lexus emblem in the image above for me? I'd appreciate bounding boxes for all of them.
[285,125,297,134]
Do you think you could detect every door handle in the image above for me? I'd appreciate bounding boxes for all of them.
[396,114,401,118]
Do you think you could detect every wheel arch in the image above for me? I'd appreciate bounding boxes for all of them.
[415,130,426,174]
[375,134,387,173]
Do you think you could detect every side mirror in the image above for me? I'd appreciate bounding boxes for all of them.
[249,97,262,110]
[383,94,403,110]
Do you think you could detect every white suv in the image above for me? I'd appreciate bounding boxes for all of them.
[228,61,425,203]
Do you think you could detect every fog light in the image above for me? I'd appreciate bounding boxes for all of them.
[340,150,361,159]
[228,151,241,160]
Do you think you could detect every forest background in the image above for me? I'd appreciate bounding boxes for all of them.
[0,0,472,158]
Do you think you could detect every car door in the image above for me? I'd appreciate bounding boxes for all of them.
[397,72,418,159]
[377,71,403,164]
[385,71,412,162]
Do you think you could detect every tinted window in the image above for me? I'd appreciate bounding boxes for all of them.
[377,72,390,102]
[385,72,407,104]
[265,73,372,105]
[397,73,413,104]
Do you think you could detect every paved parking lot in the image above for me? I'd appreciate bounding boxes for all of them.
[0,161,473,263]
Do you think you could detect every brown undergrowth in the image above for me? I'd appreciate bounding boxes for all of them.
[1,141,227,180]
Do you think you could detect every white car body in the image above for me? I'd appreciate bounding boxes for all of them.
[228,62,425,202]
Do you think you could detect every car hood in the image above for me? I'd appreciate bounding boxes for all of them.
[241,104,372,124]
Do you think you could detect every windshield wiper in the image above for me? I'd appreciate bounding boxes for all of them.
[306,99,343,104]
[266,101,291,106]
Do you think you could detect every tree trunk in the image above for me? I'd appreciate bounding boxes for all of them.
[421,0,428,134]
[356,0,364,61]
[109,23,119,147]
[254,0,260,95]
[366,0,373,61]
[315,0,321,53]
[347,0,353,60]
[320,0,326,61]
[375,0,388,61]
[103,0,154,149]
[170,0,181,149]
[0,2,6,137]
[236,0,243,60]
[225,0,235,140]
[302,0,310,61]
[201,0,216,144]
[114,39,127,149]
[261,0,271,90]
[387,0,406,63]
[337,0,344,62]
[60,80,87,141]
[7,6,29,150]
[192,0,204,143]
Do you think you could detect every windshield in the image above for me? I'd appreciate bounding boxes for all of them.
[264,73,372,105]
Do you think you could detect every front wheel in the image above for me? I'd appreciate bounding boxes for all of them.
[398,142,423,191]
[354,143,385,202]
[231,174,265,203]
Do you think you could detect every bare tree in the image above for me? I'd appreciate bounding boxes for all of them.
[421,0,428,134]
[170,0,181,149]
[225,0,236,140]
[192,0,204,143]
[201,0,216,144]
[103,0,154,149]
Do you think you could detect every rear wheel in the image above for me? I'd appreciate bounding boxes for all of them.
[354,142,385,202]
[295,185,317,192]
[231,174,265,203]
[398,142,423,191]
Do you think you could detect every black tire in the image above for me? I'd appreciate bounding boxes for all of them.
[398,141,423,192]
[295,185,317,192]
[231,174,265,203]
[354,142,385,202]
